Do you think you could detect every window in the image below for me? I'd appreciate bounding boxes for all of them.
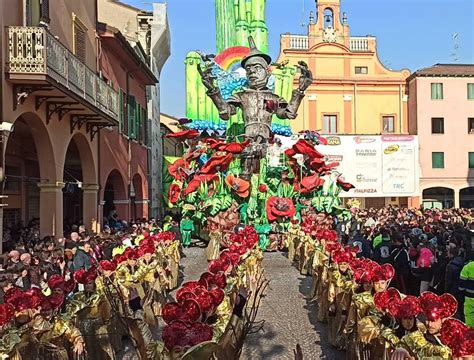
[431,117,444,134]
[323,115,337,134]
[469,118,474,134]
[355,66,368,74]
[39,0,50,25]
[432,152,444,169]
[431,83,443,100]
[26,0,40,26]
[382,116,395,133]
[128,95,136,139]
[468,84,474,100]
[469,153,474,169]
[73,15,87,63]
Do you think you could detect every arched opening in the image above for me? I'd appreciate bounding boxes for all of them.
[63,140,83,231]
[4,113,56,242]
[422,187,455,209]
[459,187,474,208]
[103,169,127,228]
[323,8,334,29]
[62,133,96,233]
[132,173,144,221]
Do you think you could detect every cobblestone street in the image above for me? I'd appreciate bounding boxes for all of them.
[178,243,341,360]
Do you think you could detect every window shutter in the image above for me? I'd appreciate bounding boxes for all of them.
[431,83,443,100]
[136,104,141,143]
[119,89,124,133]
[128,95,136,139]
[432,152,444,168]
[468,84,474,100]
[469,152,474,169]
[40,0,50,24]
[73,16,87,63]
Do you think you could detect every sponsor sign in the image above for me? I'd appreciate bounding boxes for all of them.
[277,135,419,198]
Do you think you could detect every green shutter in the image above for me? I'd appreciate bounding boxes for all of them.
[136,105,141,142]
[431,83,443,100]
[119,89,124,133]
[468,84,474,100]
[128,95,136,139]
[432,152,444,168]
[469,152,474,169]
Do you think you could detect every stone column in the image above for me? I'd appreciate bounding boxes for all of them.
[82,184,99,233]
[454,190,460,208]
[37,182,64,239]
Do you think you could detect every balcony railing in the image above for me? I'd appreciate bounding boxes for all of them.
[285,34,371,53]
[289,35,309,50]
[7,26,118,121]
[349,37,369,52]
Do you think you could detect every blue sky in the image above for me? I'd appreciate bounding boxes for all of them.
[123,0,474,117]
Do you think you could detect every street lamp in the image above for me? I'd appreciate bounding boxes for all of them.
[0,122,15,255]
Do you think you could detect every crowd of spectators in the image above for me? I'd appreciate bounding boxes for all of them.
[337,207,474,323]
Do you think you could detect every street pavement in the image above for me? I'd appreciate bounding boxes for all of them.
[178,242,342,360]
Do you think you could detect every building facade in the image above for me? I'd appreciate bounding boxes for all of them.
[408,64,474,208]
[275,0,411,208]
[0,0,156,242]
[98,0,171,220]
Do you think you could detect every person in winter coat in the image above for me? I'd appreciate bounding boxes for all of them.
[372,228,392,264]
[412,243,434,294]
[348,231,372,259]
[390,233,410,294]
[459,250,474,326]
[72,241,92,272]
[445,246,464,318]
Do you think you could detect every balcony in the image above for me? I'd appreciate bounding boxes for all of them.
[284,34,372,53]
[6,26,118,128]
[289,35,309,50]
[349,37,369,52]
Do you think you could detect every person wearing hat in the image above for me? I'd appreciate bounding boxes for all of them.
[391,292,457,359]
[390,295,422,340]
[344,259,378,359]
[198,36,312,178]
[327,247,356,349]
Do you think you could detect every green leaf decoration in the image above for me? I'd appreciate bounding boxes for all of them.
[222,194,233,209]
[186,191,197,203]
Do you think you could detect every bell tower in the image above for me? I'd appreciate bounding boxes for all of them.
[309,0,350,46]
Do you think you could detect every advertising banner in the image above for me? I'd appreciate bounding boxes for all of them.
[277,135,419,198]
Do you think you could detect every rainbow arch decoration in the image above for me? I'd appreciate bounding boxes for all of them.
[214,46,250,73]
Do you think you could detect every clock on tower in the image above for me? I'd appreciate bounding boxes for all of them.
[323,28,337,43]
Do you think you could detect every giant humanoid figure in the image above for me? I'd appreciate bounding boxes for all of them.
[198,37,312,178]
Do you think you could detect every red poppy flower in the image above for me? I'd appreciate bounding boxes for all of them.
[168,183,181,204]
[266,196,296,222]
[258,183,268,192]
[184,147,206,163]
[300,174,325,193]
[292,139,324,159]
[225,174,250,198]
[183,174,219,196]
[200,152,234,174]
[219,140,250,154]
[168,159,190,181]
[337,177,355,191]
[309,157,325,169]
[165,129,199,140]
